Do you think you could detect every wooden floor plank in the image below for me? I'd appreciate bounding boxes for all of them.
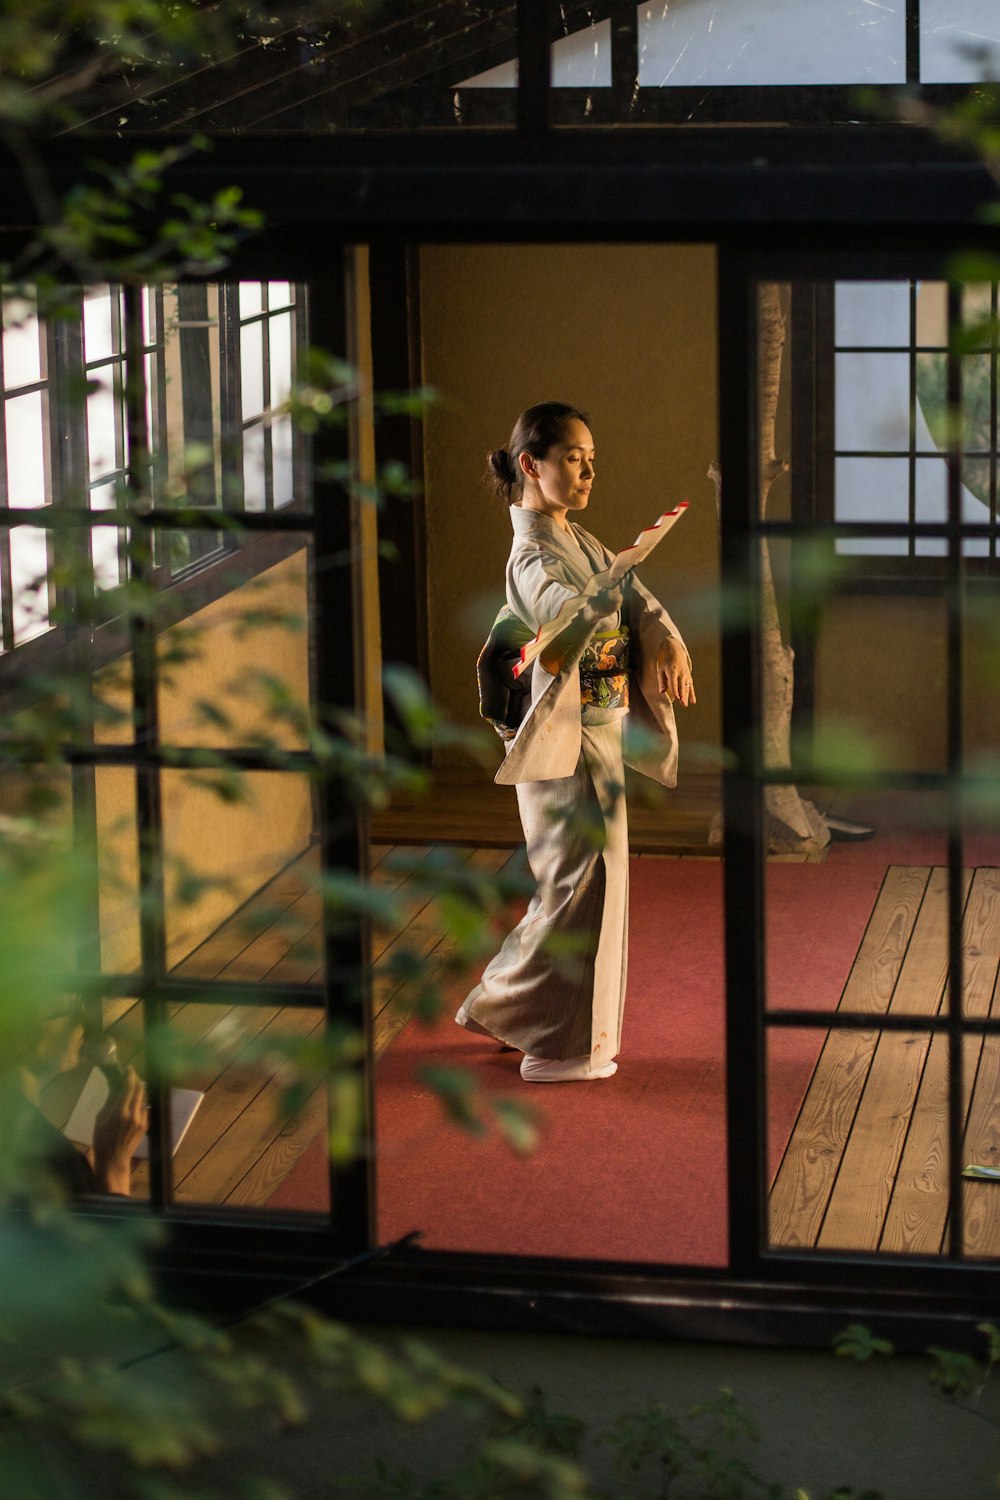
[175,1008,322,1204]
[963,1033,1000,1259]
[373,847,518,1056]
[172,845,319,980]
[371,766,721,855]
[816,868,960,1250]
[768,866,930,1249]
[881,868,1000,1254]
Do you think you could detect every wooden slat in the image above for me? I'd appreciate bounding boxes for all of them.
[816,867,966,1250]
[882,868,1000,1253]
[373,846,518,1056]
[768,866,931,1248]
[173,1007,321,1204]
[370,766,721,855]
[963,1030,1000,1258]
[172,845,319,980]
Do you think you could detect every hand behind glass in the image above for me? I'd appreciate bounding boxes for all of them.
[91,1064,147,1196]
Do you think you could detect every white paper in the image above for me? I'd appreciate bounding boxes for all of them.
[63,1068,204,1160]
[513,502,688,678]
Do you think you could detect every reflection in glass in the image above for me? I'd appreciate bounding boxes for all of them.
[160,1002,328,1212]
[31,997,151,1206]
[96,766,141,977]
[636,0,904,86]
[921,0,1000,82]
[160,769,315,972]
[460,18,611,87]
[155,535,310,749]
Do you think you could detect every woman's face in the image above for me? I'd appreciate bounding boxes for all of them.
[521,419,595,519]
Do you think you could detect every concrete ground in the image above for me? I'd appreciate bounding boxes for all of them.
[178,1321,999,1499]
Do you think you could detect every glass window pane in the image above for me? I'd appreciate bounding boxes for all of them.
[835,282,911,349]
[271,412,294,508]
[242,424,266,510]
[9,526,51,643]
[143,286,156,345]
[835,353,911,451]
[155,537,310,751]
[5,390,47,504]
[160,1001,328,1214]
[636,0,906,86]
[268,311,293,408]
[921,0,1000,82]
[161,769,316,971]
[83,287,115,365]
[87,376,119,482]
[240,321,264,418]
[267,281,292,309]
[90,483,123,592]
[461,19,611,87]
[3,292,42,389]
[239,282,264,319]
[35,995,151,1206]
[834,458,910,552]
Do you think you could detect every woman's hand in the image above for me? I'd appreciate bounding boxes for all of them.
[656,638,696,707]
[91,1065,147,1196]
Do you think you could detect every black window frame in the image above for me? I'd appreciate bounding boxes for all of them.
[3,4,1000,1349]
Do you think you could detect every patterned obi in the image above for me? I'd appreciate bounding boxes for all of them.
[579,627,630,715]
[477,610,630,742]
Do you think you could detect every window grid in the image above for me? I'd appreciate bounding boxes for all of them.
[237,281,300,516]
[0,289,53,652]
[831,278,1000,569]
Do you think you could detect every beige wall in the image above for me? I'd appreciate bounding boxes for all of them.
[418,244,721,771]
[96,548,313,973]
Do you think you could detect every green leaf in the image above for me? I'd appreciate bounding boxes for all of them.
[832,1325,894,1362]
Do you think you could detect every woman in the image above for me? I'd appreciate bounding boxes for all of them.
[458,402,694,1083]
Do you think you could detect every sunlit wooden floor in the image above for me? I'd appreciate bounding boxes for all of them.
[770,865,1000,1259]
[48,842,524,1210]
[48,775,1000,1251]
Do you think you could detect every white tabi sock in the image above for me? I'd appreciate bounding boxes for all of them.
[519,1054,618,1083]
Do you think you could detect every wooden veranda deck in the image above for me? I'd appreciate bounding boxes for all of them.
[46,842,522,1210]
[770,865,1000,1259]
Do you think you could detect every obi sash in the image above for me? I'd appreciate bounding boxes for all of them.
[478,609,630,741]
[579,627,630,713]
[477,605,535,741]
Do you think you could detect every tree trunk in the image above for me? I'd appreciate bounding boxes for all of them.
[710,283,830,855]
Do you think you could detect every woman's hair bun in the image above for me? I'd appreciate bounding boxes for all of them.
[488,447,516,483]
[486,446,518,500]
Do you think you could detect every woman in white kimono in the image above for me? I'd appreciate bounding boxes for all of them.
[458,402,695,1082]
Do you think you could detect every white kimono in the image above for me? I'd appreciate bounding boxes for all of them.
[462,506,688,1065]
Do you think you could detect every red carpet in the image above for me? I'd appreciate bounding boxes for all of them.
[270,843,954,1264]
